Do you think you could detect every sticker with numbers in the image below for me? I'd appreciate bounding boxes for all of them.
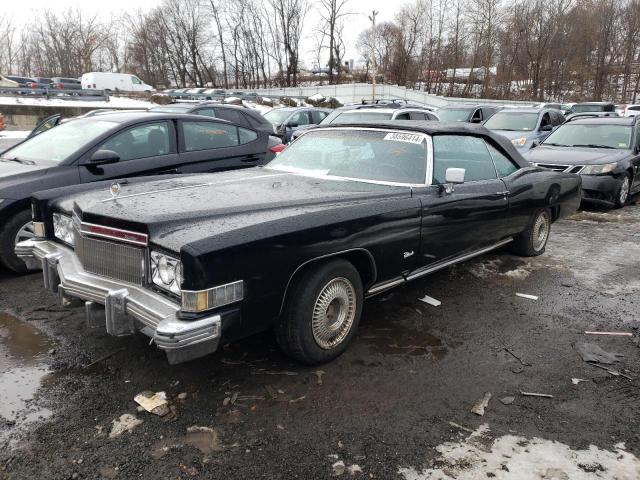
[383,132,425,144]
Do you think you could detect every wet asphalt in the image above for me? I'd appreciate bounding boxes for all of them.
[1,203,639,479]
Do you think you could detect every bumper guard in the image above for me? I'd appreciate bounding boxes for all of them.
[15,239,221,364]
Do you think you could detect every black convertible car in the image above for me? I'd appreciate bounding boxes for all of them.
[523,116,640,208]
[0,111,271,272]
[17,122,581,365]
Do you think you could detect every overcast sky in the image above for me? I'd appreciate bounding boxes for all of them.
[2,0,398,67]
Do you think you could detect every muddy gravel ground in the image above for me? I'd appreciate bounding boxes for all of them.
[1,204,640,479]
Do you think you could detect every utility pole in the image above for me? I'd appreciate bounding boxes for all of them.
[368,10,378,101]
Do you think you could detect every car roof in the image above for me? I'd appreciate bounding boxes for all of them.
[439,104,498,110]
[80,111,233,125]
[573,101,615,106]
[314,120,530,168]
[565,116,636,125]
[490,108,552,114]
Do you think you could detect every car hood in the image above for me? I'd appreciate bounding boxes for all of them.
[0,159,50,195]
[60,168,412,252]
[522,145,632,165]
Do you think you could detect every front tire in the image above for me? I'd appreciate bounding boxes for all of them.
[276,259,363,365]
[614,173,630,209]
[0,209,36,273]
[510,208,551,257]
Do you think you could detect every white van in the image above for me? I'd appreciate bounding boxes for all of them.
[81,72,154,93]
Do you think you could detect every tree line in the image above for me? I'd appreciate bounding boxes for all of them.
[0,0,639,102]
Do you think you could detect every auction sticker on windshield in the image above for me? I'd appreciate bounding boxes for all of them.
[384,132,424,144]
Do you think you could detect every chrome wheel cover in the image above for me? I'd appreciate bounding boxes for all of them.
[619,177,630,205]
[15,221,36,245]
[311,277,357,349]
[532,212,550,252]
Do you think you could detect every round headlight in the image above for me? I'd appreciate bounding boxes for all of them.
[158,256,173,284]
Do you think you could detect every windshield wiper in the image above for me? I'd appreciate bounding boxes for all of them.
[1,156,35,165]
[543,142,569,147]
[571,144,616,149]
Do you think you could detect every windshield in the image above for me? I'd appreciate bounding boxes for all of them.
[149,106,190,113]
[543,124,632,149]
[484,112,539,131]
[572,104,610,113]
[437,108,472,122]
[329,111,393,124]
[0,120,117,163]
[264,109,293,125]
[267,129,427,185]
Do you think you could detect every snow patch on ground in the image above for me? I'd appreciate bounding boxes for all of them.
[0,95,152,109]
[467,259,533,280]
[0,130,29,138]
[398,424,640,480]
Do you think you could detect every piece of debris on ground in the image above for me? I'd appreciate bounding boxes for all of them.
[471,392,492,416]
[515,293,538,300]
[418,295,441,307]
[134,391,170,416]
[109,414,142,438]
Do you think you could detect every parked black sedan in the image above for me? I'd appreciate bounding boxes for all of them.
[523,116,640,208]
[17,122,581,365]
[0,111,270,272]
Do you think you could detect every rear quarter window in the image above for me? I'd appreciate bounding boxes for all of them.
[183,122,239,151]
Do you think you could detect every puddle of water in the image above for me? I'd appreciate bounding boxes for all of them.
[0,312,53,443]
[359,327,448,360]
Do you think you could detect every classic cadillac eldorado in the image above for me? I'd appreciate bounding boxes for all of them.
[16,122,582,364]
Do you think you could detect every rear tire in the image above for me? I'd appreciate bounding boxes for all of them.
[614,173,630,209]
[276,259,363,365]
[0,209,36,273]
[510,208,551,257]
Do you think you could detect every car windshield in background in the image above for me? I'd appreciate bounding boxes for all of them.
[572,105,609,113]
[267,129,427,185]
[264,110,293,125]
[0,120,117,163]
[330,112,394,124]
[543,124,632,149]
[483,112,539,131]
[436,109,471,122]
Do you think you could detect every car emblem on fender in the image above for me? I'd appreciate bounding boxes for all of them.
[110,182,121,198]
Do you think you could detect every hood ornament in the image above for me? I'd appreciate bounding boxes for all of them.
[110,182,121,198]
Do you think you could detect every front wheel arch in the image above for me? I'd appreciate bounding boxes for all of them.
[278,248,377,316]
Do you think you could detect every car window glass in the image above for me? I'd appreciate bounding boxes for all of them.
[540,113,551,128]
[409,112,426,120]
[395,112,411,120]
[471,109,482,122]
[98,122,170,161]
[636,124,640,148]
[432,135,497,183]
[289,111,311,126]
[310,111,328,123]
[131,76,142,85]
[183,121,239,151]
[630,106,640,111]
[214,108,242,125]
[486,142,519,177]
[238,127,258,144]
[426,113,438,121]
[196,108,216,118]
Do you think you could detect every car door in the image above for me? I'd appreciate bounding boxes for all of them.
[631,122,640,193]
[79,121,180,182]
[416,134,509,265]
[177,119,268,173]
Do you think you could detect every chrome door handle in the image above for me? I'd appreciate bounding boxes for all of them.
[496,191,510,196]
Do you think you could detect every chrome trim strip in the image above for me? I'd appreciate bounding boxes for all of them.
[80,221,149,246]
[404,238,513,281]
[366,238,513,295]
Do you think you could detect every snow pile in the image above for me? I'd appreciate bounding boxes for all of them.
[399,424,640,479]
[0,95,152,109]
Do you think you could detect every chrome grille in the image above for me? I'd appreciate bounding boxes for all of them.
[75,229,146,285]
[534,163,584,174]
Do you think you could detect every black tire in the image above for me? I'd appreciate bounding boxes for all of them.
[614,173,631,209]
[510,208,551,257]
[276,259,363,365]
[0,209,36,273]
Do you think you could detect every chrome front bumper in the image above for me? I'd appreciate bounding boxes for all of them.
[15,239,221,364]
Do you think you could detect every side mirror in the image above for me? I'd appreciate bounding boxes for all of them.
[540,124,553,132]
[88,149,120,165]
[531,139,541,148]
[442,167,465,194]
[445,167,466,184]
